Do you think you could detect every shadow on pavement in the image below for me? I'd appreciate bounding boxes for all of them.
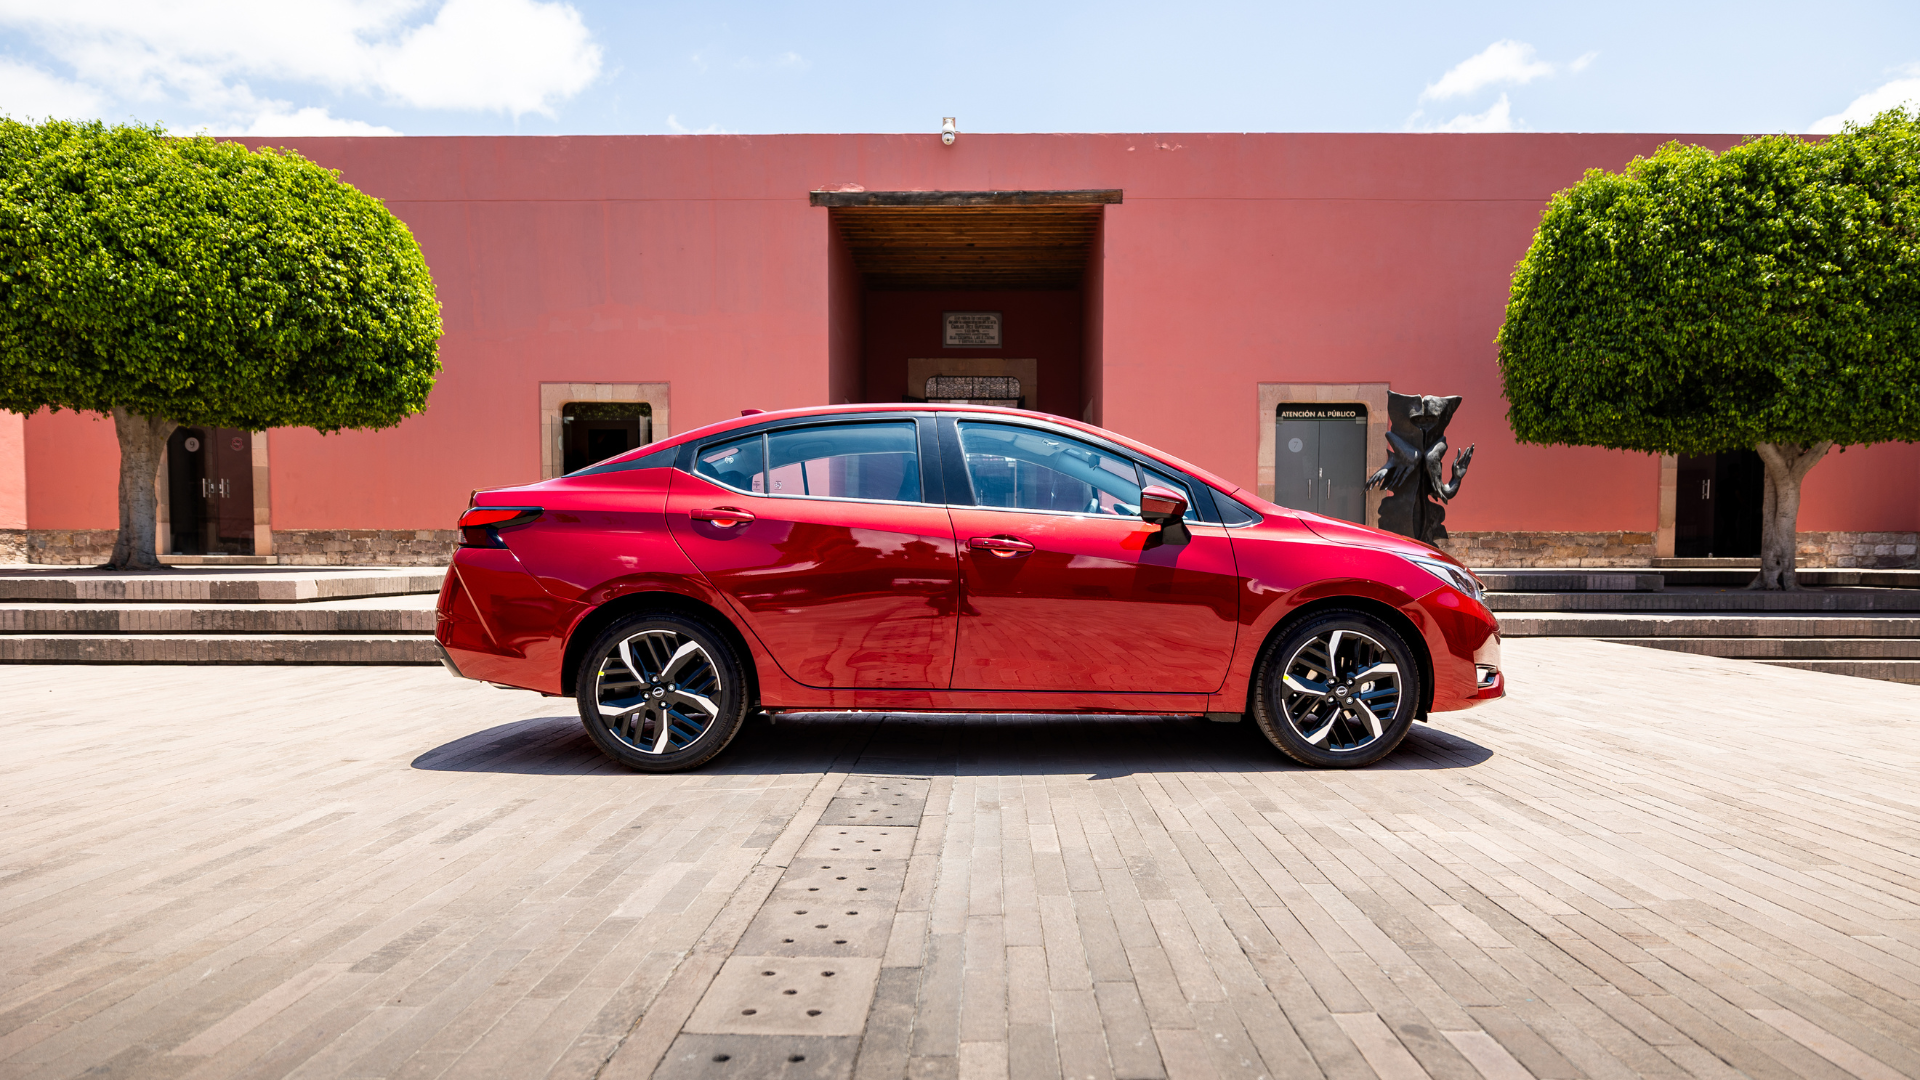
[411,711,1493,777]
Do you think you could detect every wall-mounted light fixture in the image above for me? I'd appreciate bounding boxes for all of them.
[941,117,957,146]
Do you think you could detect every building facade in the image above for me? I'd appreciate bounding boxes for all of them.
[1,132,1915,568]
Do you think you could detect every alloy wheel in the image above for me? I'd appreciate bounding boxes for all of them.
[593,629,725,755]
[1277,628,1402,754]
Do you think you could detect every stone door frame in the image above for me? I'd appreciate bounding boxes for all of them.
[1257,383,1392,528]
[156,430,273,556]
[540,382,671,480]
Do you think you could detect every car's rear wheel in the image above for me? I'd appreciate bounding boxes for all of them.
[1251,611,1421,768]
[575,612,749,772]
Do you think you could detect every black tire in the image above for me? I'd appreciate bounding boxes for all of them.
[575,612,750,772]
[1250,611,1422,768]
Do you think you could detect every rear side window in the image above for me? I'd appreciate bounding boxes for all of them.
[766,422,922,503]
[695,436,765,493]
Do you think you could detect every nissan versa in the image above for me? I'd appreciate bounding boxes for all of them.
[435,405,1504,771]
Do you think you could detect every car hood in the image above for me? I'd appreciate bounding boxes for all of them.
[1292,511,1450,562]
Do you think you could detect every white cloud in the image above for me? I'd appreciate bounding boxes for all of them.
[0,0,600,131]
[235,106,401,137]
[1427,93,1517,133]
[0,59,105,119]
[376,0,600,115]
[1809,74,1920,134]
[666,114,729,135]
[1422,40,1556,102]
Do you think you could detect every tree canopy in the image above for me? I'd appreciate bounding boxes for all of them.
[0,119,441,430]
[1496,109,1920,455]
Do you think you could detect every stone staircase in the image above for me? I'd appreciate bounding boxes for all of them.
[1485,569,1920,684]
[0,567,442,664]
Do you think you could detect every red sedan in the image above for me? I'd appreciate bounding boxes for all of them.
[436,405,1503,771]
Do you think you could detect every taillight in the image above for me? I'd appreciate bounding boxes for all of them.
[458,506,542,548]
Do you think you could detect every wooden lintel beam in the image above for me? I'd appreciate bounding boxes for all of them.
[811,189,1122,208]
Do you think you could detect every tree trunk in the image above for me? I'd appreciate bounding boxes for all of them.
[107,408,178,571]
[1749,441,1831,591]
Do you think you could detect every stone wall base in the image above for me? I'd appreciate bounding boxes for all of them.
[1434,530,1918,569]
[1795,531,1919,569]
[5,525,1913,571]
[270,530,458,566]
[1434,532,1656,568]
[4,528,455,566]
[12,529,119,565]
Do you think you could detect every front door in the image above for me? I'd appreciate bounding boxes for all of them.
[1675,451,1764,558]
[1276,404,1368,523]
[666,418,958,689]
[167,427,255,555]
[946,420,1239,693]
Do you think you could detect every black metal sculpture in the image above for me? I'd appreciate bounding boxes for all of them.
[1365,392,1474,545]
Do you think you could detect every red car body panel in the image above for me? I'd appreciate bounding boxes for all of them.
[435,403,1504,722]
[949,508,1238,693]
[665,470,960,689]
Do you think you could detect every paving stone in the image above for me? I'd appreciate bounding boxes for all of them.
[4,641,1920,1079]
[654,1033,859,1080]
[684,957,883,1037]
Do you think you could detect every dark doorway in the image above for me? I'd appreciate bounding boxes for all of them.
[1675,451,1764,557]
[1275,404,1369,523]
[562,402,652,474]
[817,190,1117,422]
[167,427,255,555]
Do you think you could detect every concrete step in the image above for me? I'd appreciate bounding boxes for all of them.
[1479,567,1920,592]
[1501,613,1920,637]
[1759,659,1920,684]
[0,566,445,603]
[1479,570,1663,593]
[1488,588,1920,612]
[0,634,439,664]
[0,594,437,634]
[158,554,277,566]
[1606,637,1920,659]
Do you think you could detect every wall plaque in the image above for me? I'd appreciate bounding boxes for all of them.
[943,311,1001,348]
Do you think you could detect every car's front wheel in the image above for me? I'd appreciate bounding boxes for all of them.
[575,612,749,772]
[1251,611,1422,768]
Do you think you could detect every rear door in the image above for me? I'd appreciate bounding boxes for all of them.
[944,419,1239,693]
[666,417,959,689]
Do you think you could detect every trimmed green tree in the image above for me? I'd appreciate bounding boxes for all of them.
[0,120,441,569]
[1497,108,1920,589]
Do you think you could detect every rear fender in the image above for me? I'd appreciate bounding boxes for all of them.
[556,576,812,707]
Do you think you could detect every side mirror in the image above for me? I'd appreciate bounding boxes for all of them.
[1139,485,1187,523]
[1139,484,1191,548]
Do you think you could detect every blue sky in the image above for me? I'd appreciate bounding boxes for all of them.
[1,1,1916,138]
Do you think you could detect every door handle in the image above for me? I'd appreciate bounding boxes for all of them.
[969,536,1034,558]
[691,506,755,528]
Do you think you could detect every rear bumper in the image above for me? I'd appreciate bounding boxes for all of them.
[434,550,578,695]
[433,641,466,679]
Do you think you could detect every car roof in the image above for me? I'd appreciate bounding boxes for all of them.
[610,402,1252,499]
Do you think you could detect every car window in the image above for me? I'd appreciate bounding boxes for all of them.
[1140,465,1202,522]
[694,435,765,493]
[766,422,922,503]
[957,422,1145,515]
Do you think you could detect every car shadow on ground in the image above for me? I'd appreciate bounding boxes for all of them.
[411,711,1493,777]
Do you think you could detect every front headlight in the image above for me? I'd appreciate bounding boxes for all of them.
[1402,553,1484,603]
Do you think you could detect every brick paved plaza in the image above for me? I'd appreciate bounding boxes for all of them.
[3,640,1919,1080]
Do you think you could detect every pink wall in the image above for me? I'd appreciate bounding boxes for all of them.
[0,410,25,530]
[24,409,118,529]
[20,131,1917,537]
